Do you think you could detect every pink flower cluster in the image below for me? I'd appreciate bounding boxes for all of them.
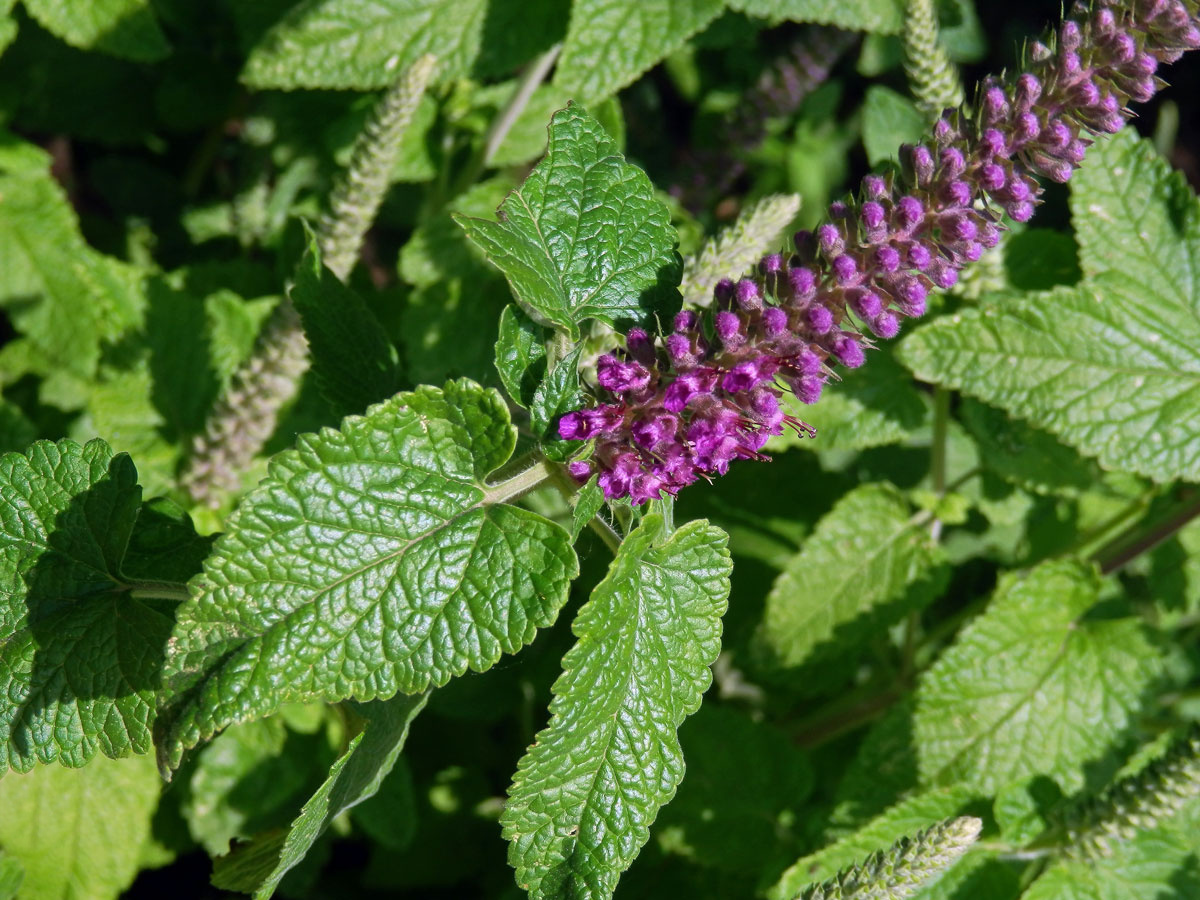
[560,0,1200,503]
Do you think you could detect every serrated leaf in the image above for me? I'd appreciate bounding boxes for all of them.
[898,129,1200,484]
[290,225,401,418]
[770,786,979,900]
[530,345,585,459]
[0,439,201,775]
[757,483,946,672]
[495,303,549,409]
[897,272,1200,484]
[1069,129,1196,287]
[159,380,577,769]
[0,754,161,900]
[914,560,1160,795]
[569,477,606,542]
[502,514,731,900]
[242,0,488,89]
[554,0,724,104]
[457,104,682,339]
[862,85,926,166]
[22,0,169,62]
[771,348,930,452]
[213,692,427,899]
[726,0,904,32]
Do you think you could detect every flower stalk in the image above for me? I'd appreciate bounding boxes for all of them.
[561,0,1200,504]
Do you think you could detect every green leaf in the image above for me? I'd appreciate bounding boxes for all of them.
[457,103,682,339]
[553,0,725,104]
[473,0,567,79]
[399,176,516,288]
[914,560,1161,794]
[22,0,169,61]
[0,147,141,381]
[1070,129,1196,286]
[242,0,488,89]
[400,276,512,387]
[290,225,401,418]
[0,852,20,900]
[898,271,1200,484]
[0,754,161,900]
[495,303,549,409]
[897,130,1200,484]
[757,483,946,672]
[159,380,577,769]
[182,716,326,856]
[0,439,199,774]
[958,399,1100,497]
[726,0,904,32]
[655,705,812,875]
[569,477,606,543]
[771,349,930,452]
[530,345,585,459]
[212,692,428,899]
[1023,826,1200,900]
[502,514,731,900]
[862,85,926,166]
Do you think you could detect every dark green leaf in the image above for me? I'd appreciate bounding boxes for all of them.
[530,345,584,459]
[494,303,548,409]
[290,225,401,418]
[503,515,731,900]
[159,380,577,770]
[456,104,682,338]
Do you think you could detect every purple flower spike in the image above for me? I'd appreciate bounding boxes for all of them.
[555,0,1200,502]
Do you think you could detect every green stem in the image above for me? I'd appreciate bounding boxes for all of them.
[1063,490,1156,561]
[791,685,905,749]
[1093,489,1200,575]
[127,582,193,603]
[544,458,623,554]
[928,386,950,541]
[483,457,555,505]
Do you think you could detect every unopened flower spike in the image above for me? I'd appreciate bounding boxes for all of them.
[559,0,1200,504]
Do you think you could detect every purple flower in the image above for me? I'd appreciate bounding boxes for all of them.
[558,0,1200,503]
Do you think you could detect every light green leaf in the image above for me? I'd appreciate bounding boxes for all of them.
[0,149,143,381]
[212,692,427,899]
[862,85,926,166]
[758,484,946,672]
[458,104,681,338]
[1023,826,1200,900]
[243,0,488,89]
[503,514,731,900]
[897,129,1200,484]
[0,852,20,900]
[554,0,724,104]
[290,225,401,418]
[959,399,1100,497]
[726,0,904,32]
[914,560,1160,794]
[1069,129,1196,286]
[0,439,196,775]
[159,380,577,769]
[771,349,930,452]
[0,14,17,60]
[0,754,161,900]
[22,0,168,61]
